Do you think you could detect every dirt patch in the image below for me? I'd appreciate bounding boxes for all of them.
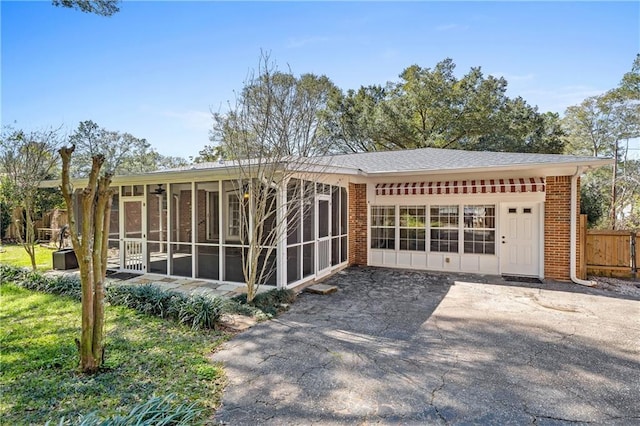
[590,275,640,298]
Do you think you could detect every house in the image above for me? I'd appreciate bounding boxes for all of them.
[55,147,612,288]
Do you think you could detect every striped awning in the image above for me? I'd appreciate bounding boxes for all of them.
[375,178,546,196]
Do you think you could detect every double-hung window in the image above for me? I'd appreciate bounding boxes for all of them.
[228,194,241,238]
[371,206,395,249]
[399,206,426,251]
[463,205,495,254]
[429,205,459,253]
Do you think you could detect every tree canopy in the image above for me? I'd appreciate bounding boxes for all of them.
[563,55,640,229]
[69,120,187,178]
[322,58,564,154]
[52,0,120,16]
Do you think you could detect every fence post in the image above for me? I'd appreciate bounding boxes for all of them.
[631,231,637,279]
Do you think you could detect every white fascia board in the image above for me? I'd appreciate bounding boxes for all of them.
[39,157,611,189]
[362,158,613,179]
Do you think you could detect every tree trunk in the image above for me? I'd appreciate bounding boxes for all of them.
[60,146,112,374]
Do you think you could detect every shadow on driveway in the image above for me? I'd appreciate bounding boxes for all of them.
[212,267,640,425]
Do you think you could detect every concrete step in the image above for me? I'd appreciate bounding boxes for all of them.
[305,283,338,295]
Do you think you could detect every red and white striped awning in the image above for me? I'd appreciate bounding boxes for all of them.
[375,178,546,196]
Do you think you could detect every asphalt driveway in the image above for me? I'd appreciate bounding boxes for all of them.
[212,267,640,425]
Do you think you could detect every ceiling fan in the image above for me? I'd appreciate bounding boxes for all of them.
[151,184,166,195]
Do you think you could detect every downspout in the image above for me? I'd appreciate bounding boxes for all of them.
[570,166,597,287]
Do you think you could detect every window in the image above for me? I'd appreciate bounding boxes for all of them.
[371,206,395,249]
[430,205,459,253]
[228,194,241,238]
[371,203,497,256]
[399,206,426,251]
[122,185,144,197]
[463,205,495,254]
[206,192,219,240]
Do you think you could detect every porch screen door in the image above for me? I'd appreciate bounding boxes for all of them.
[316,196,331,277]
[122,199,146,273]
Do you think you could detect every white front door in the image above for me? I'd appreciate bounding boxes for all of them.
[121,198,146,273]
[500,203,540,277]
[316,195,332,277]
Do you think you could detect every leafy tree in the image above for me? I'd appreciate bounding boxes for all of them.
[0,200,10,240]
[213,55,331,302]
[0,127,63,269]
[619,53,640,98]
[192,144,225,163]
[321,85,388,152]
[564,55,640,229]
[476,100,565,154]
[69,120,187,177]
[52,0,120,16]
[323,58,564,154]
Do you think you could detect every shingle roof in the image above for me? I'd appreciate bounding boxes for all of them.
[152,147,611,176]
[317,147,610,174]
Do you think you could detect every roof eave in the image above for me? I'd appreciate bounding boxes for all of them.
[362,158,614,178]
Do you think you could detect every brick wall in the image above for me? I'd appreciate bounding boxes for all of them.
[196,190,206,242]
[348,183,368,266]
[544,175,579,281]
[178,190,192,242]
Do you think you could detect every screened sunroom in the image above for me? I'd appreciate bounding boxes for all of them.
[74,174,349,289]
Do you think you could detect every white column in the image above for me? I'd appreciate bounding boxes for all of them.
[191,181,197,279]
[218,180,224,282]
[276,178,288,288]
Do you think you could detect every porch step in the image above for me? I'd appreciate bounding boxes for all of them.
[305,283,338,295]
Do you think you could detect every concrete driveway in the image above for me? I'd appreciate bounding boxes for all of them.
[212,267,640,425]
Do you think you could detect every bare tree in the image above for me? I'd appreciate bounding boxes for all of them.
[213,54,334,301]
[59,145,115,373]
[0,126,62,270]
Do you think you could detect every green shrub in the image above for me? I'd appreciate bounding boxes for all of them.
[2,270,225,330]
[232,288,296,317]
[106,284,184,319]
[176,294,225,330]
[47,394,203,426]
[106,284,223,330]
[0,266,81,300]
[0,264,28,283]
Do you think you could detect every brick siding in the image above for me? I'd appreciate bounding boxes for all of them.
[348,183,368,266]
[544,175,580,281]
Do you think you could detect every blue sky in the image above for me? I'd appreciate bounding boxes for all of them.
[2,1,638,159]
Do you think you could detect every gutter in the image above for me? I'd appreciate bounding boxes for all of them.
[570,166,597,287]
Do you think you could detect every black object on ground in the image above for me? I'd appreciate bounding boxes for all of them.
[52,249,78,270]
[502,275,543,284]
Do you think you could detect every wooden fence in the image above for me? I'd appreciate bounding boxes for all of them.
[581,216,639,278]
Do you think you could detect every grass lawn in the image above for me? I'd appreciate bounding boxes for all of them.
[0,283,228,424]
[0,243,55,271]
